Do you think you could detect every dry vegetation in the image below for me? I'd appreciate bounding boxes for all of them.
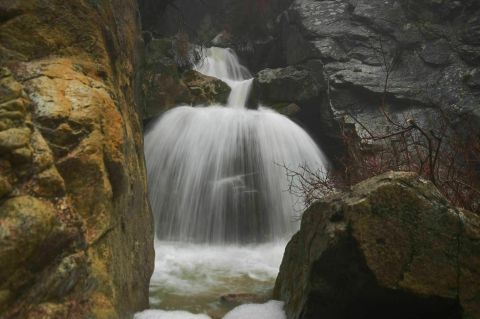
[285,38,480,214]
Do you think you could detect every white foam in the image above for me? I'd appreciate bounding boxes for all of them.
[150,241,285,296]
[134,301,286,319]
[134,310,211,319]
[223,301,287,319]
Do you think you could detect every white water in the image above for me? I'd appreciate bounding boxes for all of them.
[146,241,285,316]
[145,47,328,244]
[135,301,285,319]
[143,47,328,318]
[194,48,253,108]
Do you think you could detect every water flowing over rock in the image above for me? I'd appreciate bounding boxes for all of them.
[141,38,231,121]
[274,171,480,319]
[0,1,153,317]
[145,47,328,243]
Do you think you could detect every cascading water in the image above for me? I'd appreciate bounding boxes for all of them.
[140,47,328,318]
[145,47,328,244]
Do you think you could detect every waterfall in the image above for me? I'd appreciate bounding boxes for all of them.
[194,47,253,108]
[145,47,328,244]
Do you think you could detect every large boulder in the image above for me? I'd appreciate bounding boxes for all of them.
[0,0,153,317]
[253,65,324,106]
[274,171,480,319]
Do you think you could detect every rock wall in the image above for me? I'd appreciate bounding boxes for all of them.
[0,1,154,318]
[253,0,480,162]
[274,171,480,319]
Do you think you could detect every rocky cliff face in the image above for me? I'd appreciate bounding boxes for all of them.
[254,0,480,162]
[274,171,480,319]
[0,1,154,318]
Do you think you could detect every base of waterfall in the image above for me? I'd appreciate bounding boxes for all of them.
[135,301,286,319]
[137,241,286,318]
[145,105,327,243]
[143,47,326,318]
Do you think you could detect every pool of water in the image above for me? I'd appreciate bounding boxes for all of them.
[148,241,286,318]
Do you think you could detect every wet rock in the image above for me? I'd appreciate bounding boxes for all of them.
[252,61,345,164]
[465,68,480,88]
[275,103,302,116]
[274,171,480,319]
[253,66,323,104]
[419,40,452,66]
[258,0,480,164]
[182,70,231,106]
[462,16,480,45]
[142,37,231,120]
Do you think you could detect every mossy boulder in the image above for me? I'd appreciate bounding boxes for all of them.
[274,171,480,319]
[182,70,230,105]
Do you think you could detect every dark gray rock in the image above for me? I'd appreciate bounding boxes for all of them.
[419,40,452,66]
[254,66,324,104]
[252,62,346,166]
[269,0,480,155]
[466,68,480,88]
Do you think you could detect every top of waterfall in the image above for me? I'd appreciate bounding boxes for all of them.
[194,47,254,109]
[194,47,252,82]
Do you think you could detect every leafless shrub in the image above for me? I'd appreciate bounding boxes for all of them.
[279,163,340,209]
[285,36,480,214]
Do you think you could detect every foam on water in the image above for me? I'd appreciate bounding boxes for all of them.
[148,241,285,315]
[135,301,286,319]
[223,301,286,319]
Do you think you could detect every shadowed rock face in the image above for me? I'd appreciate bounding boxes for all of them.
[0,0,154,318]
[274,171,480,319]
